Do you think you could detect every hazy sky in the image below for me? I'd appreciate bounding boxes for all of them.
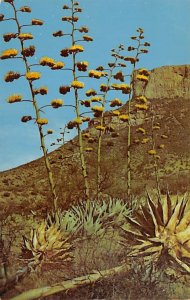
[0,0,190,171]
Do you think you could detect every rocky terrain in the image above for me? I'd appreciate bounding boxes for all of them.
[0,64,190,214]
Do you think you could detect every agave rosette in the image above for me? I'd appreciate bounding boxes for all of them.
[22,221,74,262]
[121,193,190,273]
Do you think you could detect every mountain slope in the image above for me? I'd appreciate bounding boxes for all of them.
[0,65,190,213]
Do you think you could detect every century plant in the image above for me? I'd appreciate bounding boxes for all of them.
[88,45,130,199]
[86,29,150,202]
[22,220,74,263]
[121,193,190,274]
[53,0,94,200]
[134,96,168,198]
[125,28,150,204]
[0,0,67,211]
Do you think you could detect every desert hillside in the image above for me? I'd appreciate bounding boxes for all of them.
[1,64,190,213]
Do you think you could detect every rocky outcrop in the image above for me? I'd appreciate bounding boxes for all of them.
[134,65,190,99]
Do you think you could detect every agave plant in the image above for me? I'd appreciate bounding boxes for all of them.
[22,221,74,263]
[70,198,131,237]
[121,193,190,273]
[71,201,109,237]
[47,209,81,235]
[106,198,131,224]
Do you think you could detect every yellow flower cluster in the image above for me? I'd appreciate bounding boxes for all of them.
[21,116,32,123]
[21,45,35,57]
[148,149,156,155]
[110,98,122,107]
[83,35,93,42]
[25,72,41,81]
[40,57,64,70]
[7,94,22,103]
[71,80,84,89]
[62,16,78,22]
[32,19,44,26]
[113,71,124,82]
[59,86,70,94]
[53,30,64,37]
[91,106,104,112]
[89,70,107,79]
[20,6,31,13]
[40,57,55,67]
[100,84,110,92]
[51,61,64,70]
[135,104,149,110]
[85,147,93,152]
[86,89,97,97]
[82,116,90,122]
[111,83,131,94]
[51,99,63,108]
[69,45,84,53]
[3,33,17,42]
[136,127,146,134]
[136,74,149,83]
[119,114,129,122]
[83,133,90,139]
[76,61,88,71]
[37,118,48,125]
[96,125,106,131]
[124,57,137,64]
[60,48,70,57]
[138,68,150,76]
[136,95,148,103]
[153,125,160,130]
[73,117,83,125]
[112,110,120,116]
[18,33,33,40]
[141,138,149,144]
[81,100,91,107]
[90,96,102,102]
[158,144,165,149]
[79,26,88,33]
[4,71,20,82]
[34,87,48,95]
[1,48,18,59]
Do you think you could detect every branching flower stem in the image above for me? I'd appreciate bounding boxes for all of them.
[70,0,90,200]
[10,2,58,211]
[150,105,161,199]
[126,35,142,207]
[96,54,119,199]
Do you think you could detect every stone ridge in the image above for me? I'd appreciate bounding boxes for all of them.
[134,65,190,100]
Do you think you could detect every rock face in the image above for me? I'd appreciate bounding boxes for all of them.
[134,65,190,99]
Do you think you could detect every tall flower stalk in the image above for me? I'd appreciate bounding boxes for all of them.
[1,0,61,211]
[56,0,93,200]
[126,28,150,205]
[95,47,123,199]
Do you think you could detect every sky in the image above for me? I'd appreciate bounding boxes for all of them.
[0,0,190,171]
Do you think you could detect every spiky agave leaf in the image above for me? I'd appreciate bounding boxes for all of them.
[22,220,74,262]
[121,193,190,274]
[47,209,81,235]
